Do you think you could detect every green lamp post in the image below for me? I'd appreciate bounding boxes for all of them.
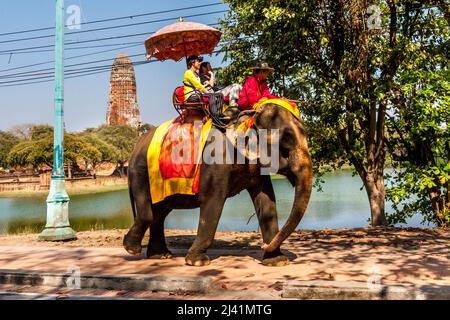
[39,0,76,241]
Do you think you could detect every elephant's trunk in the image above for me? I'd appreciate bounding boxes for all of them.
[262,141,313,253]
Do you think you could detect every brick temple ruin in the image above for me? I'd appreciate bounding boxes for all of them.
[106,53,141,128]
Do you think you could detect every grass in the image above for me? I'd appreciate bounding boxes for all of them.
[0,184,128,198]
[67,184,128,196]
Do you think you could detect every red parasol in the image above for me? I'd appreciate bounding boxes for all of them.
[144,17,222,62]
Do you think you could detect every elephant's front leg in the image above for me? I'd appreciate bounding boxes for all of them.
[185,193,226,267]
[248,176,289,266]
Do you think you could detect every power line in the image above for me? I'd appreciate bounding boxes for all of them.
[0,49,225,88]
[0,63,148,88]
[0,37,235,80]
[0,41,144,56]
[0,53,144,78]
[0,2,224,37]
[0,43,143,73]
[1,39,232,80]
[0,59,152,86]
[0,10,227,45]
[0,22,222,55]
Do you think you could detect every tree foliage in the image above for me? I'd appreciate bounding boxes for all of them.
[85,125,140,175]
[4,124,140,177]
[80,133,120,165]
[0,131,19,168]
[385,21,449,225]
[7,132,101,169]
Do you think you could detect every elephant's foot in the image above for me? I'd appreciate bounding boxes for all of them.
[146,247,174,260]
[123,233,142,256]
[262,249,289,267]
[185,252,211,267]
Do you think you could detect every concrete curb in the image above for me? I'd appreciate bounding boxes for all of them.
[0,269,212,294]
[0,292,149,300]
[282,280,450,300]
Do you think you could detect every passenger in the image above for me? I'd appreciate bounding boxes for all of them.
[199,62,217,93]
[199,61,242,108]
[238,62,279,110]
[183,55,209,103]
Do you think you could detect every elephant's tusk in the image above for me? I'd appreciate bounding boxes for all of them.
[261,243,270,251]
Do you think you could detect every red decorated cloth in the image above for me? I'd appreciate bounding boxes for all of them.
[159,120,202,180]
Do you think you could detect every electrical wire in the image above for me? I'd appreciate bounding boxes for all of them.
[0,43,143,73]
[0,49,225,88]
[0,10,227,45]
[0,2,224,37]
[0,23,222,55]
[0,37,236,79]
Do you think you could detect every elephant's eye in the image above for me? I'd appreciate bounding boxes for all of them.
[280,127,296,151]
[280,146,290,158]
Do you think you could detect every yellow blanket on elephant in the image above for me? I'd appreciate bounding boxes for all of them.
[253,97,300,120]
[236,98,301,133]
[147,117,213,204]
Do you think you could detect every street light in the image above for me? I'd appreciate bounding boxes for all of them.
[39,0,76,241]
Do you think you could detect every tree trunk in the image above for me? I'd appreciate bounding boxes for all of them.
[447,142,450,221]
[363,170,388,226]
[113,162,125,177]
[430,190,447,227]
[67,164,72,179]
[119,162,124,177]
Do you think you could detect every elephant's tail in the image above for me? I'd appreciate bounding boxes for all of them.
[128,175,137,220]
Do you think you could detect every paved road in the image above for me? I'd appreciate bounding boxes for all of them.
[0,227,448,299]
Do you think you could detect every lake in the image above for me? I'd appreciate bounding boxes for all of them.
[0,170,427,235]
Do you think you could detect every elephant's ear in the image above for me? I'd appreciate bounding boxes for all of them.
[226,119,260,163]
[279,126,297,150]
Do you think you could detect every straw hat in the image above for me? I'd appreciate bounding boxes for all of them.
[249,62,275,72]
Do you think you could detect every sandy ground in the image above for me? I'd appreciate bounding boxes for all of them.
[0,227,449,299]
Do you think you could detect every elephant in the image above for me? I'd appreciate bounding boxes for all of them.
[123,103,313,267]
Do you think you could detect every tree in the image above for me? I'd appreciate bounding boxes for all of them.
[0,131,19,168]
[7,131,101,176]
[7,123,39,140]
[80,132,120,175]
[219,0,447,226]
[30,125,53,140]
[7,135,53,169]
[89,125,139,177]
[385,10,449,226]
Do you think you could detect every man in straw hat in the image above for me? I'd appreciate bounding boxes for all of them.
[237,62,279,110]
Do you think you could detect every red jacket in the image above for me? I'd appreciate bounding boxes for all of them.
[238,75,278,110]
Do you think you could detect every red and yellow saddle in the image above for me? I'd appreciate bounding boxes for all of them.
[147,115,213,204]
[236,97,301,133]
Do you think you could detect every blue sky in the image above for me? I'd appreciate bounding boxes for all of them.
[0,0,228,131]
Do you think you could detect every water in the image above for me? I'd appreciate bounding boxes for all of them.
[0,170,426,235]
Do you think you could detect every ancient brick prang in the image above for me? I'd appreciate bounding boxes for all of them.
[106,53,141,128]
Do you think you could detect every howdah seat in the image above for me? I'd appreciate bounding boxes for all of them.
[172,86,228,126]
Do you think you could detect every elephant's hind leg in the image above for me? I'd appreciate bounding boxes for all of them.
[124,221,147,256]
[147,209,173,259]
[248,177,289,267]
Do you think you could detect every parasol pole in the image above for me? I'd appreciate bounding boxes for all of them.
[176,17,191,66]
